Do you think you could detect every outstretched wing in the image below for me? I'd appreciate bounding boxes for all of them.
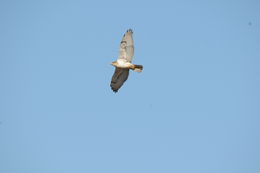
[118,29,134,62]
[110,68,129,92]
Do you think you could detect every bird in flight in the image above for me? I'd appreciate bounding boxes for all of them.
[110,29,143,92]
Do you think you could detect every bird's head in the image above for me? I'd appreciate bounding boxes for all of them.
[111,61,118,67]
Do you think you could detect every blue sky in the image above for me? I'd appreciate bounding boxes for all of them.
[0,0,259,172]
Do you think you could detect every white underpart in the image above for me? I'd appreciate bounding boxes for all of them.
[134,68,142,72]
[116,59,132,68]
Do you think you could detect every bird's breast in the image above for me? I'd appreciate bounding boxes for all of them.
[116,59,132,68]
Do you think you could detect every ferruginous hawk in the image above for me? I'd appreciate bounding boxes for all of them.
[110,29,143,92]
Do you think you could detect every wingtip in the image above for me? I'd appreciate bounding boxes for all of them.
[110,85,119,93]
[127,29,133,33]
[112,89,118,93]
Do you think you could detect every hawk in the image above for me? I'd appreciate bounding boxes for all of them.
[110,29,143,92]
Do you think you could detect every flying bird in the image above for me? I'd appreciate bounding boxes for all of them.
[110,29,143,92]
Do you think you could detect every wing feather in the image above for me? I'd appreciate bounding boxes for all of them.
[110,68,129,92]
[118,29,134,62]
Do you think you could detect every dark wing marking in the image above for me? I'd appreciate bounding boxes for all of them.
[110,68,129,92]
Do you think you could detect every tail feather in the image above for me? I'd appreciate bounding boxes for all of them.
[133,64,143,72]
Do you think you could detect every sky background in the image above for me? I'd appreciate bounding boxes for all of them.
[0,0,260,172]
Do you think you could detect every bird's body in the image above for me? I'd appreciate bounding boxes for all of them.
[113,59,133,68]
[110,29,143,92]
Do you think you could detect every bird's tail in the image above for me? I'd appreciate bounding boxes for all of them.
[132,64,143,72]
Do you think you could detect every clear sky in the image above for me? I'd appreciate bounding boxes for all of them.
[0,0,260,172]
